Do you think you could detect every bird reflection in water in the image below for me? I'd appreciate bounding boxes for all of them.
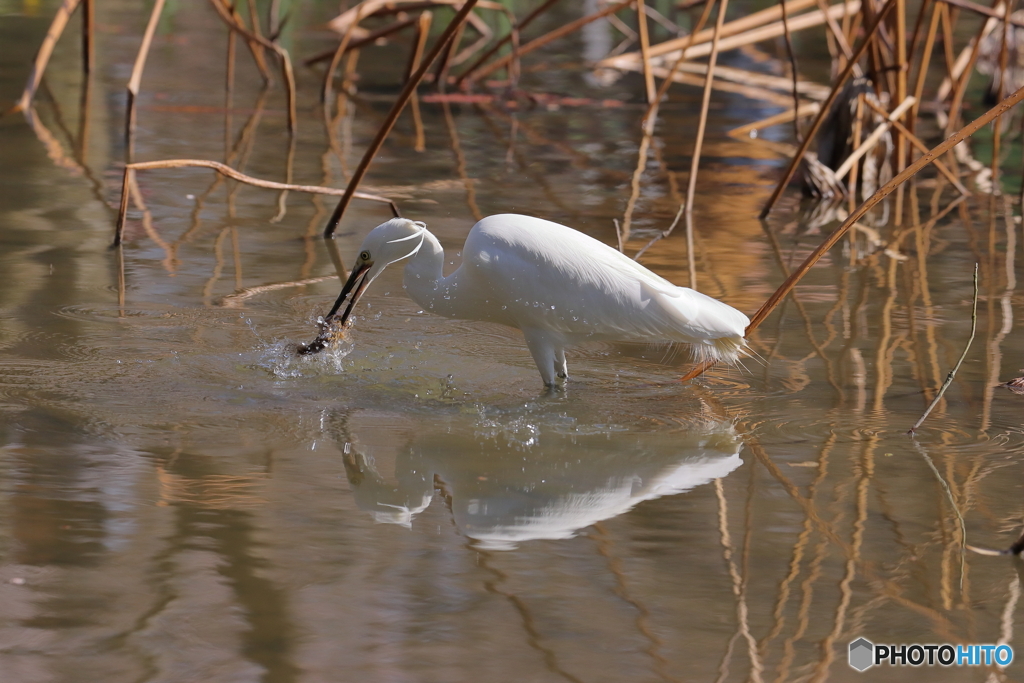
[335,410,744,550]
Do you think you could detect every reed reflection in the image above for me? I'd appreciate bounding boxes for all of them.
[335,410,744,549]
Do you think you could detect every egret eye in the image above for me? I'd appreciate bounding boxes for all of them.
[360,251,371,261]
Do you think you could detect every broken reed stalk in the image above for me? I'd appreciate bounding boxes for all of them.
[305,17,419,66]
[125,0,167,162]
[637,0,656,104]
[943,5,993,137]
[992,1,1013,186]
[408,12,433,151]
[113,159,399,246]
[641,0,717,128]
[633,203,685,260]
[12,0,83,114]
[726,102,820,137]
[908,264,979,433]
[455,0,560,87]
[225,0,274,83]
[324,4,367,104]
[684,0,730,219]
[322,0,480,239]
[205,0,297,135]
[910,0,942,135]
[245,0,264,42]
[759,0,897,218]
[432,19,467,91]
[781,0,803,141]
[466,0,632,84]
[940,0,1024,25]
[682,83,1024,381]
[896,0,908,186]
[815,0,856,67]
[82,0,94,75]
[601,0,835,69]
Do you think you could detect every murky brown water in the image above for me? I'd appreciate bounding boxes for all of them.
[2,1,1023,681]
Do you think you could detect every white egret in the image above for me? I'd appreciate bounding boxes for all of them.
[300,214,749,386]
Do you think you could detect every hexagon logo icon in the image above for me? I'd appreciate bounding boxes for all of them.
[849,638,874,671]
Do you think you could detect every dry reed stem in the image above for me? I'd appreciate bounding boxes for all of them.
[323,0,481,238]
[637,0,657,104]
[942,4,993,139]
[409,12,433,151]
[632,204,685,259]
[305,17,419,66]
[862,96,968,192]
[936,3,1001,108]
[205,0,297,135]
[848,93,864,207]
[456,0,560,87]
[896,0,909,222]
[649,66,800,106]
[220,275,338,307]
[643,57,832,99]
[815,0,857,69]
[940,0,1024,23]
[909,264,979,432]
[327,0,503,33]
[245,0,264,41]
[684,0,730,223]
[433,19,468,91]
[727,102,821,137]
[125,0,167,161]
[82,0,94,75]
[781,0,803,141]
[910,1,942,135]
[670,3,865,64]
[114,160,399,246]
[907,0,934,65]
[992,2,1013,187]
[683,83,1024,381]
[611,0,818,65]
[226,0,273,83]
[12,0,82,114]
[467,0,633,83]
[834,95,916,179]
[324,5,368,104]
[602,0,832,68]
[759,0,898,219]
[641,0,717,129]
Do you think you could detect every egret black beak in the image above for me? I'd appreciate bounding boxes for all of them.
[296,260,372,356]
[326,260,372,323]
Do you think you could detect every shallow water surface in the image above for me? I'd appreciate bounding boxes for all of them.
[1,1,1023,681]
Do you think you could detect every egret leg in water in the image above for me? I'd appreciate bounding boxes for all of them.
[299,214,749,386]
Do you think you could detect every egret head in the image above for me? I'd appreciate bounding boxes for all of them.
[326,218,428,325]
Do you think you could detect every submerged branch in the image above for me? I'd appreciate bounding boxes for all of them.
[908,264,979,434]
[114,159,400,246]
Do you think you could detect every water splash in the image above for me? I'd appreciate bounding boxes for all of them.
[245,313,355,378]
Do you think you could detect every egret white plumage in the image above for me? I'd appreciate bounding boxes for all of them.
[300,214,749,386]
